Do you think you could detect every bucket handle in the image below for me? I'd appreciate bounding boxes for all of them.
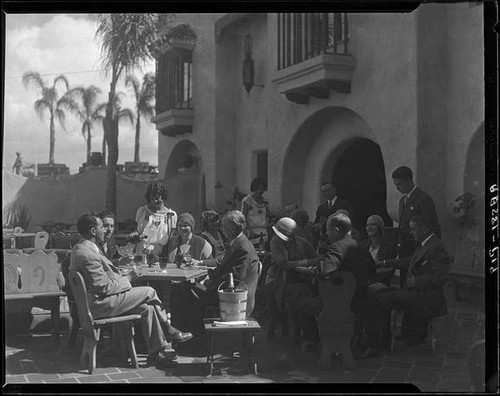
[218,279,248,292]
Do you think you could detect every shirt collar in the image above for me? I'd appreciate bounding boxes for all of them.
[329,196,338,206]
[230,232,243,246]
[406,185,418,199]
[82,239,103,255]
[421,233,434,246]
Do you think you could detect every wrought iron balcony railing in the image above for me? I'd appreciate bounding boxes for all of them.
[277,13,350,71]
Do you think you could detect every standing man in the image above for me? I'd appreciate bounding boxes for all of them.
[362,215,450,357]
[392,166,441,259]
[69,213,193,369]
[312,182,354,246]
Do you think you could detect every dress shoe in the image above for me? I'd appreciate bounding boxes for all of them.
[166,330,193,343]
[147,350,178,368]
[360,347,380,359]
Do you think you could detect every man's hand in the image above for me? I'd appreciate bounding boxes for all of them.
[118,255,134,266]
[406,275,416,288]
[127,268,139,282]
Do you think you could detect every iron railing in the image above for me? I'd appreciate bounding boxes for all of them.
[277,13,350,70]
[156,48,193,113]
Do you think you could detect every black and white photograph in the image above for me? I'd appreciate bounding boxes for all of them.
[2,2,497,393]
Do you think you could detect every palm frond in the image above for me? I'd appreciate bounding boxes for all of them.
[22,71,46,91]
[34,99,51,119]
[118,108,135,125]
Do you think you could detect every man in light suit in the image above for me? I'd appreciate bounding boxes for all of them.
[69,213,192,369]
[392,166,441,259]
[361,215,449,357]
[191,210,260,317]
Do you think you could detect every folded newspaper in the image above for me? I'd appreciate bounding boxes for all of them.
[213,320,248,327]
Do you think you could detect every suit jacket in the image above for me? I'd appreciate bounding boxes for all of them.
[69,239,132,319]
[386,234,449,317]
[314,198,355,225]
[101,236,121,261]
[398,186,441,240]
[323,234,376,316]
[207,233,260,316]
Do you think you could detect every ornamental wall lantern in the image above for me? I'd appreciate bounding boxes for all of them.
[242,34,264,97]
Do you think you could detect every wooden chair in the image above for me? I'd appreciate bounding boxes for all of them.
[68,270,141,374]
[34,231,50,250]
[390,309,438,354]
[61,257,80,344]
[317,271,357,370]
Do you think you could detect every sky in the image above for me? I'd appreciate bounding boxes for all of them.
[3,14,157,175]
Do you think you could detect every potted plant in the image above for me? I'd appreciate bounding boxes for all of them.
[450,192,484,305]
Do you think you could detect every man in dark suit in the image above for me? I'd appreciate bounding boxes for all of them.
[361,215,450,357]
[191,210,260,317]
[392,166,441,259]
[69,213,193,369]
[99,211,130,264]
[319,213,376,317]
[312,182,354,246]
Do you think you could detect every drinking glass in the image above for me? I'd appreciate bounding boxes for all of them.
[183,251,193,266]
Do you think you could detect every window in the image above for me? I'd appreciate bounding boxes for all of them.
[156,48,193,113]
[277,13,350,70]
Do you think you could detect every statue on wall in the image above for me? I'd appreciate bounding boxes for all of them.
[12,152,23,175]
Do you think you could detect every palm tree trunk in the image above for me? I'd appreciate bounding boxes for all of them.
[87,125,92,165]
[49,112,55,166]
[134,115,141,163]
[105,79,119,215]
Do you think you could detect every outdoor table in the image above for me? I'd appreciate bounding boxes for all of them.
[204,318,261,377]
[124,263,208,311]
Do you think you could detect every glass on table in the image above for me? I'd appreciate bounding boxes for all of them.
[159,257,168,271]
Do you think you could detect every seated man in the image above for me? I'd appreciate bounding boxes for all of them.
[362,215,449,357]
[190,210,260,318]
[69,213,193,369]
[99,210,133,266]
[315,213,376,318]
[270,217,321,352]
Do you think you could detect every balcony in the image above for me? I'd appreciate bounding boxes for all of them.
[153,27,195,137]
[151,108,194,137]
[271,13,356,104]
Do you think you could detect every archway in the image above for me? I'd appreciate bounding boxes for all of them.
[330,138,392,236]
[165,140,205,230]
[281,107,390,235]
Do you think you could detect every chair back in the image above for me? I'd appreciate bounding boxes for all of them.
[61,256,73,301]
[68,270,95,329]
[232,259,260,318]
[317,271,356,337]
[34,231,50,250]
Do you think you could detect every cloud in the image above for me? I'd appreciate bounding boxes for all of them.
[3,14,157,174]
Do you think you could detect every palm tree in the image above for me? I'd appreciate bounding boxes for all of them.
[92,13,169,214]
[100,92,135,165]
[22,71,70,166]
[64,85,105,164]
[125,72,155,163]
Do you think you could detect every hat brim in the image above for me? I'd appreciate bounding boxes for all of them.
[273,225,290,241]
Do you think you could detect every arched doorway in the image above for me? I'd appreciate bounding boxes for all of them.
[281,107,390,236]
[331,138,392,237]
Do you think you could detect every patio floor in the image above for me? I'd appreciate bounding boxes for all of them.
[4,298,486,393]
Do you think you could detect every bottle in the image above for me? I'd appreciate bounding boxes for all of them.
[258,232,265,252]
[226,272,235,293]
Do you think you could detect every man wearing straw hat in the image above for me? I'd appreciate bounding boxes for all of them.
[270,217,322,352]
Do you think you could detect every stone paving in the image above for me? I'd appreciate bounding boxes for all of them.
[4,299,485,392]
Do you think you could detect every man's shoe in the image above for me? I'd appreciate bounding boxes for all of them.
[166,330,193,343]
[360,347,380,359]
[147,350,178,368]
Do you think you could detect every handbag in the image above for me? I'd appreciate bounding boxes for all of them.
[141,213,173,245]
